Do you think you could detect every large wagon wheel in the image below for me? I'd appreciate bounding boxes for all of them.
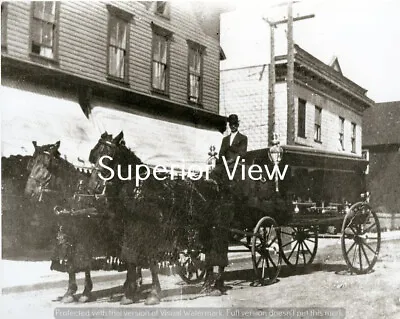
[280,226,318,267]
[341,202,381,274]
[177,249,206,284]
[251,216,282,285]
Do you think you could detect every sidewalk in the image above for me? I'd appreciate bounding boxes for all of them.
[2,231,400,294]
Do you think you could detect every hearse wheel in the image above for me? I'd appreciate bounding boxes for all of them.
[251,216,282,285]
[280,226,318,267]
[177,249,206,284]
[341,202,381,274]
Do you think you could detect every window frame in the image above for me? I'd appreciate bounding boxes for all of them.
[106,4,133,85]
[314,106,322,142]
[351,122,357,153]
[339,116,345,151]
[29,1,60,63]
[154,1,170,19]
[187,40,205,106]
[151,23,172,96]
[1,2,8,52]
[297,98,306,138]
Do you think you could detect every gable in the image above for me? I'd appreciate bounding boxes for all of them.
[329,56,343,75]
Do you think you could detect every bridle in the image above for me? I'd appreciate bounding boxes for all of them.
[27,150,57,201]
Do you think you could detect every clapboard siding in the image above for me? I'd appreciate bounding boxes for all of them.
[4,1,221,113]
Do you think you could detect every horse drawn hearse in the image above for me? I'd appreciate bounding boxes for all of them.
[23,132,381,304]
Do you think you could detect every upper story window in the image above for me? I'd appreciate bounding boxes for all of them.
[297,98,306,138]
[351,122,357,153]
[314,106,322,142]
[339,117,345,151]
[1,2,8,51]
[151,24,172,95]
[30,1,59,60]
[143,2,170,19]
[106,5,132,83]
[187,40,205,105]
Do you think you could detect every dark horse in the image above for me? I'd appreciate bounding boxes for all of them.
[87,131,226,304]
[25,140,109,303]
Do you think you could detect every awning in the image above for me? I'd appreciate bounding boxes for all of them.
[1,86,98,168]
[90,106,223,170]
[1,86,223,171]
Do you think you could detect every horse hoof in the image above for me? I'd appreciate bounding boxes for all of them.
[144,295,160,306]
[78,295,91,303]
[61,295,75,303]
[120,296,134,305]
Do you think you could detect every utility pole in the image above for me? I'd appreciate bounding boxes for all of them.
[263,1,314,145]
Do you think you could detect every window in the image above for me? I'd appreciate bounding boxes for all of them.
[314,106,322,142]
[143,1,170,18]
[30,1,59,60]
[1,2,8,51]
[362,149,369,174]
[351,122,356,153]
[339,117,345,150]
[151,24,172,94]
[187,41,205,105]
[297,98,306,138]
[106,5,132,83]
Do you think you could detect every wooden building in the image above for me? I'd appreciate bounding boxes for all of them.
[1,1,229,168]
[363,101,400,230]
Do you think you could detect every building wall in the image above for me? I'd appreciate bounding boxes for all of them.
[4,1,221,113]
[220,65,269,151]
[293,83,363,155]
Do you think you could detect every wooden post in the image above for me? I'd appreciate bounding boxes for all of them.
[263,6,314,146]
[286,0,295,145]
[265,19,276,145]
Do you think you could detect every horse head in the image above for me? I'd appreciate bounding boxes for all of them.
[25,141,61,200]
[88,131,142,195]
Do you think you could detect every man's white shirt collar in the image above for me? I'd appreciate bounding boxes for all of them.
[230,131,238,146]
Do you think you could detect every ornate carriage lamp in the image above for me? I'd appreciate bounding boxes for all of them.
[207,145,218,169]
[268,133,283,192]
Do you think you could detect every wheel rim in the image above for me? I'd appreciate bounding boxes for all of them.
[177,250,206,284]
[281,226,318,267]
[251,217,282,285]
[341,203,381,274]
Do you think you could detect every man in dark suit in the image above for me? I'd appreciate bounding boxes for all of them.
[201,114,248,296]
[211,114,248,183]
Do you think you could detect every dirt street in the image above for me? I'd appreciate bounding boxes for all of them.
[2,239,400,319]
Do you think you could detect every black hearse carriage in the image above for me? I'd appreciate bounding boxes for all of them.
[180,143,381,286]
[246,144,381,275]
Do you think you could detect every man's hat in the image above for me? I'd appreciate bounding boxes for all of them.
[227,114,239,124]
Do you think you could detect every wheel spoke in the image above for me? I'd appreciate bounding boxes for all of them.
[363,241,378,255]
[363,222,376,234]
[295,243,300,265]
[345,241,356,256]
[281,239,297,248]
[303,241,313,256]
[359,242,363,270]
[301,242,307,264]
[360,244,371,268]
[351,243,358,266]
[267,252,277,269]
[287,242,299,260]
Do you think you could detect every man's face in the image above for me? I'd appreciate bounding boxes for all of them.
[229,122,239,133]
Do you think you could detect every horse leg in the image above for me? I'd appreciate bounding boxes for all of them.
[120,263,138,305]
[78,270,93,303]
[200,266,215,293]
[136,267,143,288]
[61,272,77,303]
[215,266,225,291]
[144,262,161,305]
